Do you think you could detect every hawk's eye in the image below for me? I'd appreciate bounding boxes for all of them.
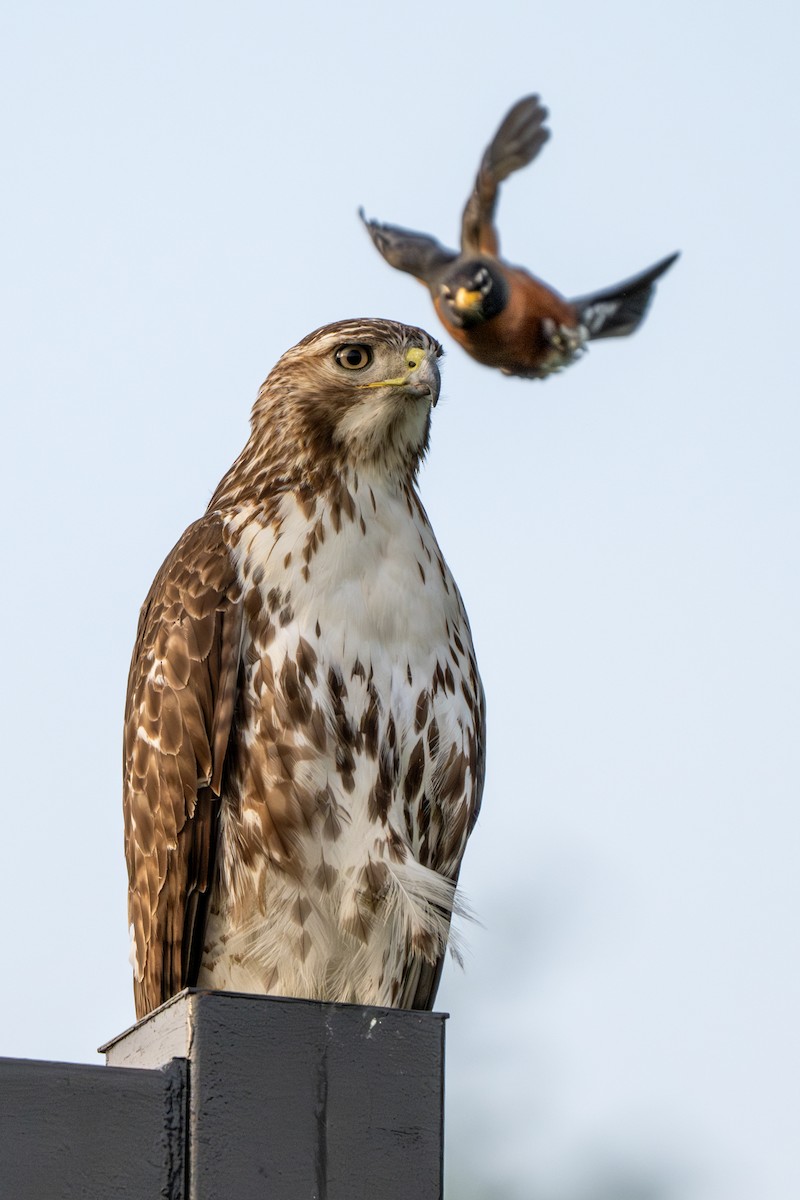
[335,344,373,371]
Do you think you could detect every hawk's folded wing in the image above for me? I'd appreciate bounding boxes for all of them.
[123,515,242,1019]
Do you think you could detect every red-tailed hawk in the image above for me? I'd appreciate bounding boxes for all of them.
[124,318,485,1019]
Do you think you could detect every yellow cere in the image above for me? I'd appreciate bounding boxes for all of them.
[359,348,425,389]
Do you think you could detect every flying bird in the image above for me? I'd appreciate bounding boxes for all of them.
[361,95,678,379]
[124,318,485,1020]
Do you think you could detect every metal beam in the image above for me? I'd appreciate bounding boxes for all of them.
[0,1055,185,1199]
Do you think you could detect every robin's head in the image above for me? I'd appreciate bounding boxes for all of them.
[439,261,508,328]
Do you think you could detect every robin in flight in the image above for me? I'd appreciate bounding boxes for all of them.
[361,95,678,380]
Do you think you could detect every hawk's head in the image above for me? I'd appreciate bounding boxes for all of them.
[249,319,443,483]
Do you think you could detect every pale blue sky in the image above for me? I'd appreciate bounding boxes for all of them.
[1,4,798,1198]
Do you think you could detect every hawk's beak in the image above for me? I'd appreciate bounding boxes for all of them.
[358,351,440,407]
[402,351,440,406]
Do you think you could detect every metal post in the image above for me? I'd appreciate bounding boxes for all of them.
[103,990,447,1200]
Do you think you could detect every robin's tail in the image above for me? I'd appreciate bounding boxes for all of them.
[573,251,679,340]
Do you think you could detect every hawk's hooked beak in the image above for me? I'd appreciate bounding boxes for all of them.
[357,349,440,406]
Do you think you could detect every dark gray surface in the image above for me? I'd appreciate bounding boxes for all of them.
[0,1055,186,1200]
[106,990,447,1200]
[8,992,445,1199]
[188,994,446,1200]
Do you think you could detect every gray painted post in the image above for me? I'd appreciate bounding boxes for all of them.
[103,989,447,1200]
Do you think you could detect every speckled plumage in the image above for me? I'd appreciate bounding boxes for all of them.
[124,319,485,1019]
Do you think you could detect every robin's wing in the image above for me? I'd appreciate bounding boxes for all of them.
[360,209,458,287]
[572,251,680,339]
[460,94,550,258]
[124,514,243,1019]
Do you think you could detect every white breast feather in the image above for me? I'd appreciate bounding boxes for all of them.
[199,469,479,1005]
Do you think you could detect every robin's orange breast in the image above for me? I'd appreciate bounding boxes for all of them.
[436,264,577,375]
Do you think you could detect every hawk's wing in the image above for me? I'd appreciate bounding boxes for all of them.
[407,674,487,1012]
[123,515,242,1019]
[460,94,550,258]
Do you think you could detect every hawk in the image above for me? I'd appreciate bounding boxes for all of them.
[361,94,678,379]
[124,318,485,1020]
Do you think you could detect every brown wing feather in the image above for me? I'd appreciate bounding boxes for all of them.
[123,515,242,1019]
[460,94,550,258]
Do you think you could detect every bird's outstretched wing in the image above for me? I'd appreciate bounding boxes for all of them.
[572,251,680,340]
[460,94,550,258]
[360,208,458,287]
[123,515,242,1019]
